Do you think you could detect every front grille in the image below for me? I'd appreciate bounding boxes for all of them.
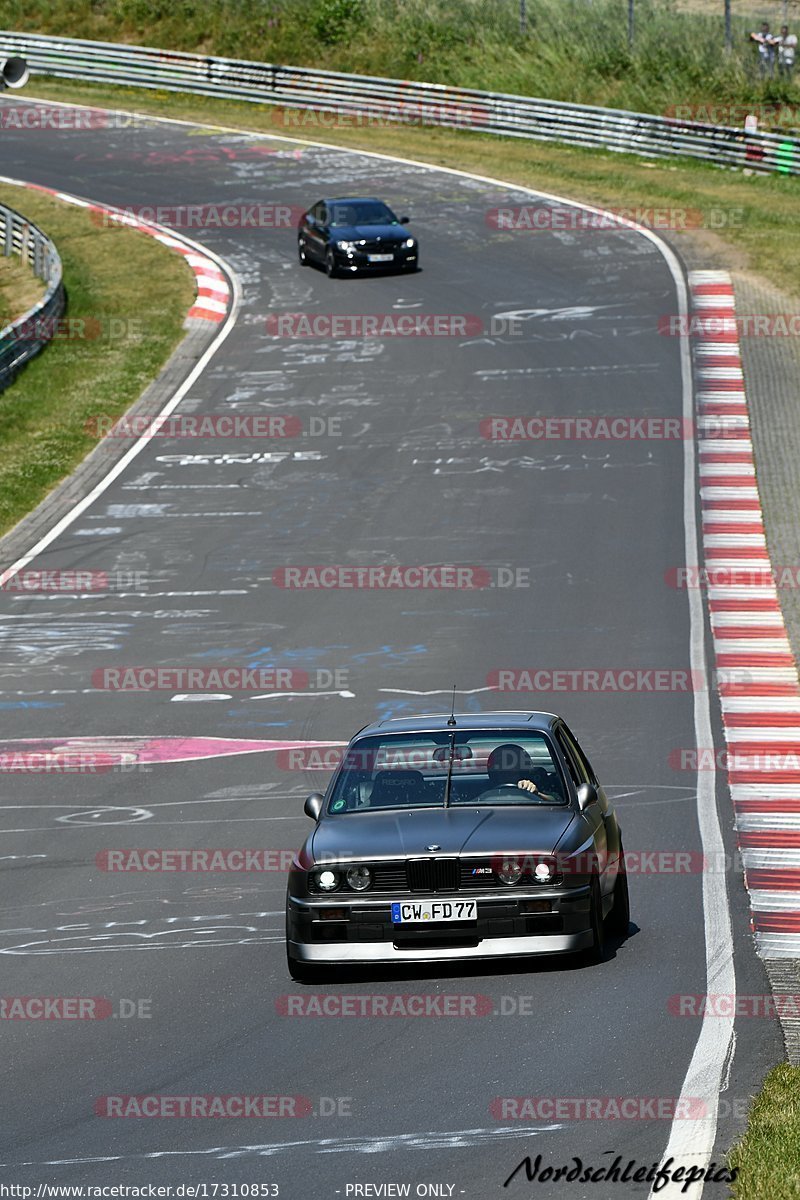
[370,864,408,892]
[407,858,459,893]
[460,861,500,888]
[360,239,398,254]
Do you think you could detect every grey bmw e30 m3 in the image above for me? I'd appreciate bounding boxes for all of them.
[285,711,629,979]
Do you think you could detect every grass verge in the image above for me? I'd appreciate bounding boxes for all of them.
[2,0,800,118]
[0,252,45,327]
[729,1064,800,1199]
[0,180,194,538]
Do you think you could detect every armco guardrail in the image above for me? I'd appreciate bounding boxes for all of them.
[0,201,65,391]
[0,31,797,176]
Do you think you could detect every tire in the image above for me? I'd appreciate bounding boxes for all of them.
[298,238,309,266]
[287,953,318,984]
[605,845,630,938]
[586,875,606,964]
[325,248,339,278]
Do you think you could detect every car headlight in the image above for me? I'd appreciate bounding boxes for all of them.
[533,861,553,883]
[316,868,340,892]
[345,865,372,892]
[497,858,523,885]
[336,240,356,251]
[403,238,415,249]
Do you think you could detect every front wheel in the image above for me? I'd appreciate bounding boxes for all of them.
[585,875,606,964]
[605,845,630,938]
[325,248,339,278]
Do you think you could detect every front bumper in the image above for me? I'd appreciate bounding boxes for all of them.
[333,246,417,272]
[287,886,592,964]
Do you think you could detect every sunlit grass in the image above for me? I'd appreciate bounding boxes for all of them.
[0,182,193,536]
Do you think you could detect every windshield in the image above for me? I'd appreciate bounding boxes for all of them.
[329,200,399,227]
[326,730,568,814]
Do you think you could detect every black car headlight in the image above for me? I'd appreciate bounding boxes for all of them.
[345,865,372,892]
[526,856,560,885]
[403,238,416,249]
[315,868,341,892]
[336,240,356,251]
[497,858,523,885]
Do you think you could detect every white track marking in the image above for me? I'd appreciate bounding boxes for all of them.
[0,1124,561,1166]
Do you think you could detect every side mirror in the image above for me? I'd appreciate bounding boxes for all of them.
[304,792,324,821]
[400,215,410,224]
[577,782,598,812]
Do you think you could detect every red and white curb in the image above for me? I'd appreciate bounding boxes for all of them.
[691,268,800,957]
[14,180,232,325]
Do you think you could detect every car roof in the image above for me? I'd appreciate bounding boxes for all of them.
[352,711,560,738]
[322,196,388,205]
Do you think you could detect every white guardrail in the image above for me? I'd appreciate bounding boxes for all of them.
[0,201,65,392]
[0,30,798,177]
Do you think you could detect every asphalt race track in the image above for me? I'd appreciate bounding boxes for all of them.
[0,100,785,1199]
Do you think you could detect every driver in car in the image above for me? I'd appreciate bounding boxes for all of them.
[484,744,559,801]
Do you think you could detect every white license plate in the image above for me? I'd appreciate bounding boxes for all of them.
[368,253,394,262]
[391,899,477,924]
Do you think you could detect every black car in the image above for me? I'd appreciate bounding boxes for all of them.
[286,711,629,979]
[297,196,419,277]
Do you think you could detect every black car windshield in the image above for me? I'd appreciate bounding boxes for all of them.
[326,731,569,814]
[329,200,400,227]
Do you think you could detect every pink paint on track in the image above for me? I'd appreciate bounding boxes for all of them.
[0,736,346,766]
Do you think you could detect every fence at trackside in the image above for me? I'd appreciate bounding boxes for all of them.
[0,31,798,177]
[0,200,65,392]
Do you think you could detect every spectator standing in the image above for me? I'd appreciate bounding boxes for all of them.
[778,25,797,78]
[750,21,778,77]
